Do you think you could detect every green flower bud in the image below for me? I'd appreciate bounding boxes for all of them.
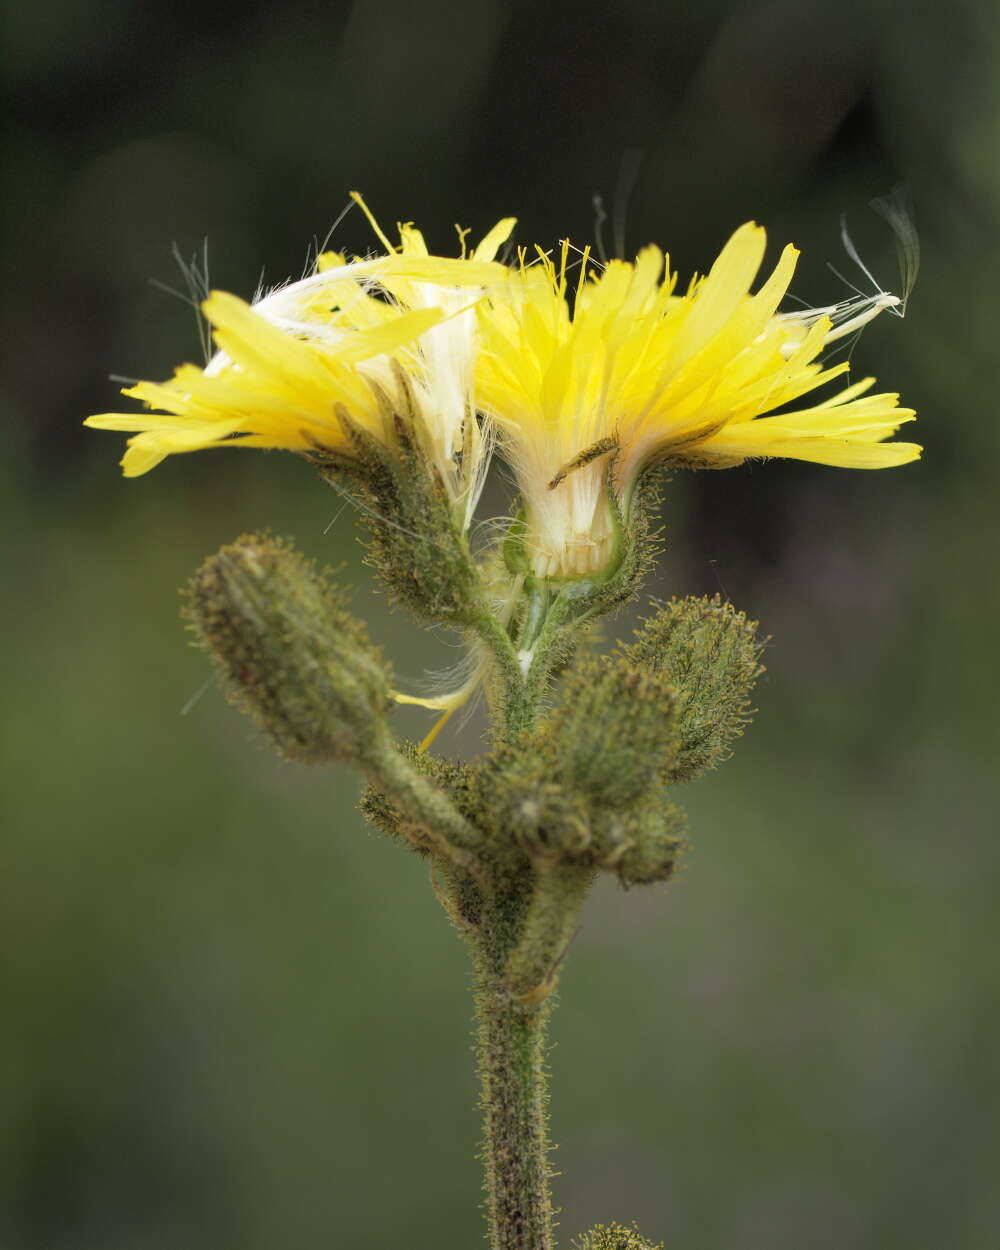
[475,744,593,865]
[607,799,687,886]
[475,654,681,870]
[546,655,678,809]
[574,1222,663,1250]
[621,594,764,782]
[185,534,392,764]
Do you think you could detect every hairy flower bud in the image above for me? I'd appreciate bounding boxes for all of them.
[546,654,678,809]
[574,1223,663,1250]
[476,747,592,865]
[185,534,392,763]
[476,652,681,871]
[606,800,687,886]
[621,595,765,782]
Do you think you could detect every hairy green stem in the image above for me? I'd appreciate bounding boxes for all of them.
[474,885,555,1250]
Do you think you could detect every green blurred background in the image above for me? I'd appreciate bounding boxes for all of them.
[4,0,999,1246]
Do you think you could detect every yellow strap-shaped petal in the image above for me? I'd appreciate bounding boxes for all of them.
[474,217,517,262]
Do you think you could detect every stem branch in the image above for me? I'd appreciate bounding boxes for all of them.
[365,730,485,878]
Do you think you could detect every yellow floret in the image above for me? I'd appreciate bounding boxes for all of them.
[474,223,918,577]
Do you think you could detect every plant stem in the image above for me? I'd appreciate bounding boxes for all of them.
[474,880,556,1250]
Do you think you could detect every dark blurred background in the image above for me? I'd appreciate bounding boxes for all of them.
[4,0,999,1246]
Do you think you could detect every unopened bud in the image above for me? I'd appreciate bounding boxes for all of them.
[609,800,687,886]
[475,655,680,868]
[476,745,593,865]
[621,595,764,783]
[547,656,678,809]
[574,1222,664,1250]
[185,534,392,763]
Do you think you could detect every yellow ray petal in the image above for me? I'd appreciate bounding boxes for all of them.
[86,412,202,432]
[121,419,245,476]
[202,291,335,389]
[755,437,923,468]
[473,217,517,262]
[676,222,767,359]
[398,222,429,256]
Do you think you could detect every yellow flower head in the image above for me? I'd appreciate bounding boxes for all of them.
[86,196,515,527]
[475,225,919,578]
[87,209,918,579]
